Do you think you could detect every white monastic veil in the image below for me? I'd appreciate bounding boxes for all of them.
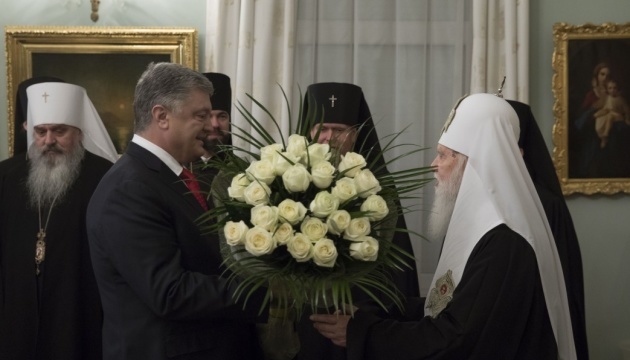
[26,82,118,163]
[425,93,576,359]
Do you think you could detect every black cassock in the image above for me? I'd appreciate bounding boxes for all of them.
[508,100,588,360]
[345,224,558,360]
[295,198,420,360]
[0,151,112,359]
[297,85,421,360]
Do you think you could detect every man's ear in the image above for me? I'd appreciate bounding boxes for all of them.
[152,105,169,129]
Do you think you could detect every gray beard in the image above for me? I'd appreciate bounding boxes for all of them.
[27,143,85,208]
[427,156,466,241]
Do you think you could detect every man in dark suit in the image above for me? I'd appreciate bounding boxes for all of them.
[86,62,266,360]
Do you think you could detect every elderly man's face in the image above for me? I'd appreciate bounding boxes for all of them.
[431,144,467,187]
[311,123,357,155]
[33,124,82,158]
[427,143,467,240]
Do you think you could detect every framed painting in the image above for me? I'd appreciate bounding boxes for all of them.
[552,22,630,195]
[5,26,198,156]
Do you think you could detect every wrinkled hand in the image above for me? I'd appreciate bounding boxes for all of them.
[310,311,351,347]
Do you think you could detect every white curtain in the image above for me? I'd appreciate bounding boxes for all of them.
[205,0,298,154]
[470,0,529,101]
[206,0,473,295]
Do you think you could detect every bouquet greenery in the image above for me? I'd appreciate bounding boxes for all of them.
[199,90,433,318]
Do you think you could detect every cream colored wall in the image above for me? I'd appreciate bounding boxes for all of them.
[0,0,207,160]
[530,0,630,359]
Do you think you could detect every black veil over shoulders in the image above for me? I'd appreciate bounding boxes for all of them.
[508,99,589,360]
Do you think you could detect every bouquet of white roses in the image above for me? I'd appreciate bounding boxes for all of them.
[200,91,432,317]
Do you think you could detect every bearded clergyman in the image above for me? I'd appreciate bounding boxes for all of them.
[0,82,117,359]
[309,93,577,360]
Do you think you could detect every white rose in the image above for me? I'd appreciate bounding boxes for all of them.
[312,238,338,268]
[227,173,250,202]
[250,204,279,232]
[287,232,313,262]
[286,134,308,160]
[310,161,336,189]
[273,222,294,245]
[244,226,277,256]
[326,210,351,236]
[277,199,307,225]
[360,194,389,221]
[224,220,249,246]
[243,181,271,206]
[338,152,366,178]
[300,216,328,241]
[343,217,371,241]
[273,151,300,176]
[349,236,379,261]
[309,191,339,218]
[282,164,312,193]
[354,169,382,198]
[306,143,331,166]
[246,159,276,185]
[331,177,357,203]
[260,143,284,162]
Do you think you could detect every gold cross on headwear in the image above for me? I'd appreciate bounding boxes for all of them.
[442,94,468,133]
[42,92,50,103]
[329,95,337,107]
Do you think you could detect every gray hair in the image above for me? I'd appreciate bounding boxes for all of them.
[133,62,214,133]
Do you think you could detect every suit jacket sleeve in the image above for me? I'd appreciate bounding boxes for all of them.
[90,176,261,321]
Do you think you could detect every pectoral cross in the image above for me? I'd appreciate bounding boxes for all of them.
[42,92,50,103]
[329,95,337,107]
[35,230,46,275]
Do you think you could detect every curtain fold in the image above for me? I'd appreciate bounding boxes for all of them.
[205,0,297,153]
[470,0,529,102]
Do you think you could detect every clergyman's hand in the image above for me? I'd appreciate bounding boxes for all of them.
[310,312,351,347]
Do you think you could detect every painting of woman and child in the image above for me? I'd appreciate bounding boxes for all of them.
[567,39,630,180]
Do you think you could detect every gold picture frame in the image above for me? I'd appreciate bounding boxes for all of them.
[5,26,198,156]
[552,22,630,195]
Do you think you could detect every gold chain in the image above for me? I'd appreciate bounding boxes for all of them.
[35,195,58,275]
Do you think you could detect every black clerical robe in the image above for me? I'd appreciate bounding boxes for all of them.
[509,99,588,359]
[345,224,558,360]
[296,175,420,360]
[0,151,112,359]
[535,183,588,359]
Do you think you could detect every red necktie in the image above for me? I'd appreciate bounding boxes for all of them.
[180,168,208,211]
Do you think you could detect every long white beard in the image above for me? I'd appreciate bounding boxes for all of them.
[27,143,85,208]
[427,156,466,241]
